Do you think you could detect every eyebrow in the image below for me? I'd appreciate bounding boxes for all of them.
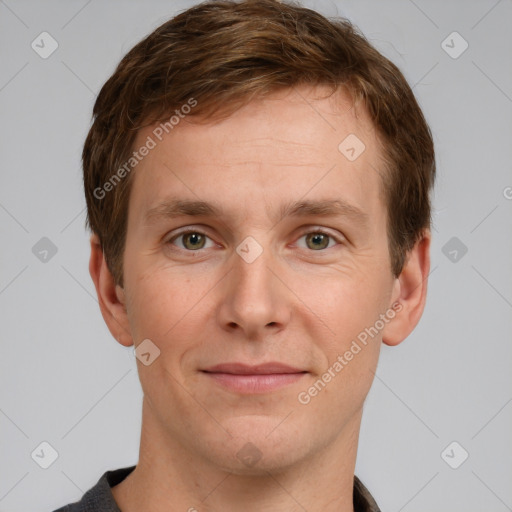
[144,197,369,227]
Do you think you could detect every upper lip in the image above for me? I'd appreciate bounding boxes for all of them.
[202,363,306,375]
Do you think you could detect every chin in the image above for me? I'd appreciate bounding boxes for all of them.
[198,415,313,475]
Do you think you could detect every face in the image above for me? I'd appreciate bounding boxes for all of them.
[114,85,403,473]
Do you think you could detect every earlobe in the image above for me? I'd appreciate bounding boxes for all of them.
[89,234,133,347]
[382,230,431,347]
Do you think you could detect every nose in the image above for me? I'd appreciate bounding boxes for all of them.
[217,240,291,340]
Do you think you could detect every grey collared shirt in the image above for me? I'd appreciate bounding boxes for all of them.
[52,466,381,512]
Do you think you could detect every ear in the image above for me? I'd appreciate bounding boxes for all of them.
[89,233,134,347]
[382,230,431,347]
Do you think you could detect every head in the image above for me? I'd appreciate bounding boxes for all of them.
[87,0,434,474]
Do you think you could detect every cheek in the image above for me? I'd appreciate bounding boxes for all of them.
[293,264,390,343]
[124,266,170,341]
[124,263,217,346]
[295,273,385,415]
[292,262,391,411]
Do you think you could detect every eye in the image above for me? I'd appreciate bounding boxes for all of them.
[166,228,343,253]
[167,230,216,251]
[296,230,342,251]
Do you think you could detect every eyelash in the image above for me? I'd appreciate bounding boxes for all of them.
[166,228,343,252]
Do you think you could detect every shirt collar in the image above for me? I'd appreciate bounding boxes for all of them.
[97,466,380,512]
[354,475,381,512]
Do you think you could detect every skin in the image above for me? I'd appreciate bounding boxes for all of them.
[90,84,430,512]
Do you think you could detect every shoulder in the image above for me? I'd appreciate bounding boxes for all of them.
[354,475,381,512]
[51,466,136,512]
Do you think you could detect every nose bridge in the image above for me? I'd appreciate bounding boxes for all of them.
[232,238,275,309]
[219,234,289,335]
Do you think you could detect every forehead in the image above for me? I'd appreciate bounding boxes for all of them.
[127,85,386,226]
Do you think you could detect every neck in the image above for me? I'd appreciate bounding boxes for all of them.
[112,399,361,512]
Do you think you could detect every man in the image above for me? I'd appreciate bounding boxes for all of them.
[53,0,435,510]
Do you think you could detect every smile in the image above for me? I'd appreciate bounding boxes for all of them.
[201,363,308,393]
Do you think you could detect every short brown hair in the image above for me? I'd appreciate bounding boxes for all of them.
[83,0,435,286]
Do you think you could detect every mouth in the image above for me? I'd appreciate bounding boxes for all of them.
[201,362,308,393]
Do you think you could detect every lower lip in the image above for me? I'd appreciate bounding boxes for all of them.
[203,372,306,393]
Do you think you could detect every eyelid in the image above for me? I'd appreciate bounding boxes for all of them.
[293,226,345,248]
[166,227,217,249]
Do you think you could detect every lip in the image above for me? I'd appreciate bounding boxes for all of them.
[203,362,304,374]
[201,362,307,393]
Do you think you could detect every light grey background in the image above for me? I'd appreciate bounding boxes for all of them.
[1,1,511,511]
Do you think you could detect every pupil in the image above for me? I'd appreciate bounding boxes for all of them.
[309,233,327,250]
[186,233,203,248]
